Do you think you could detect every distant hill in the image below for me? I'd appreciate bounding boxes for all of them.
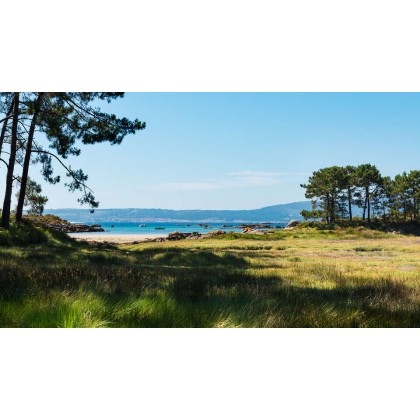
[45,201,313,223]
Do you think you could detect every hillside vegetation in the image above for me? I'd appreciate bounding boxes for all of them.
[0,220,419,327]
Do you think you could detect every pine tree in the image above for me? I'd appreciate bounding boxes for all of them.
[7,92,146,226]
[354,164,383,223]
[1,93,20,229]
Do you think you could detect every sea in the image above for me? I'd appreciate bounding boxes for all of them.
[71,221,287,236]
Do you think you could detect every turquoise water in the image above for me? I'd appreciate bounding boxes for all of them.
[72,221,286,235]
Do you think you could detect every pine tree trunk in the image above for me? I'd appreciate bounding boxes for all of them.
[362,195,367,220]
[0,100,14,160]
[325,194,330,223]
[16,93,44,222]
[348,188,352,221]
[367,189,371,223]
[1,93,20,229]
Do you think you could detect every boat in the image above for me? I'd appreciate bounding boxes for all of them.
[139,224,147,227]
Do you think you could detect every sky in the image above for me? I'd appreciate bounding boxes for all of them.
[3,93,420,210]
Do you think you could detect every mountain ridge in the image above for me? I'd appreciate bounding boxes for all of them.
[45,201,313,223]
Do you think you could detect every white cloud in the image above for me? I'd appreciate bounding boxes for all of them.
[139,171,288,192]
[227,171,288,177]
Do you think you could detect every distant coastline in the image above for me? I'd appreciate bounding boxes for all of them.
[44,201,313,224]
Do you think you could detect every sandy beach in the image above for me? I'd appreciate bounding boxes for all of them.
[67,233,167,243]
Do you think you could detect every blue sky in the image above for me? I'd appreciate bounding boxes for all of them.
[17,93,420,209]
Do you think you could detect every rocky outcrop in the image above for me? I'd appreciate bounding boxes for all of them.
[26,214,105,233]
[284,220,300,229]
[69,223,105,233]
[147,230,226,243]
[167,231,193,241]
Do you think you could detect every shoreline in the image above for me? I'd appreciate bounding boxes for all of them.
[67,233,168,243]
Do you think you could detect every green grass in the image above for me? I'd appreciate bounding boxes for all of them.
[0,223,419,327]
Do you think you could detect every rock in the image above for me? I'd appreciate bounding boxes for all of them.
[204,230,226,238]
[145,237,166,242]
[207,230,225,235]
[186,232,202,240]
[88,225,105,232]
[68,223,105,233]
[238,223,273,229]
[167,231,191,241]
[284,220,300,229]
[249,230,265,235]
[72,223,88,231]
[242,227,266,234]
[167,231,209,241]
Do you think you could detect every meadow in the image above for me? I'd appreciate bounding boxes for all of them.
[0,223,419,327]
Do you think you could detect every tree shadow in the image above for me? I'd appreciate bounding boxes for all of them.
[134,248,250,268]
[1,243,419,327]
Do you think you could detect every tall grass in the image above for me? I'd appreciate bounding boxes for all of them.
[0,224,419,327]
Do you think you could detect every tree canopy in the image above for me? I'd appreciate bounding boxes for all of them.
[301,164,420,223]
[0,92,146,229]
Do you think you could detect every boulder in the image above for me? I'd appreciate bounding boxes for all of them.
[284,220,300,229]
